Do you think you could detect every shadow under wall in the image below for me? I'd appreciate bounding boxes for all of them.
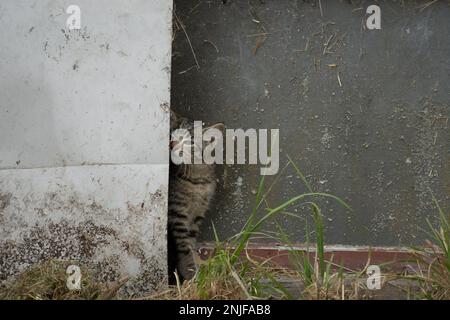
[171,0,450,246]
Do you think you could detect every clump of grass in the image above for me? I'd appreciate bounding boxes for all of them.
[280,156,358,299]
[197,160,349,299]
[405,193,450,300]
[147,242,284,300]
[0,260,125,300]
[150,157,352,300]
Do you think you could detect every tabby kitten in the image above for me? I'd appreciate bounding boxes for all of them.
[168,112,224,281]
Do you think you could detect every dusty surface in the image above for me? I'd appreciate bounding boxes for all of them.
[0,0,171,169]
[0,1,172,295]
[172,0,450,246]
[0,165,168,295]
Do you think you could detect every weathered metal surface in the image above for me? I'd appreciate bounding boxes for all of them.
[0,0,172,294]
[198,243,415,273]
[172,0,450,246]
[0,0,171,169]
[0,165,168,293]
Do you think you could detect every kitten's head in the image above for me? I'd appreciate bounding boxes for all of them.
[170,112,224,165]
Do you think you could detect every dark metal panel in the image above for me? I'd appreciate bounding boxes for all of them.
[172,0,450,246]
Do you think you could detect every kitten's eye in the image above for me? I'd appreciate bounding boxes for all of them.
[179,151,184,156]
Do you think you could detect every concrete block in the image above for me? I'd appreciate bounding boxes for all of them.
[0,0,172,294]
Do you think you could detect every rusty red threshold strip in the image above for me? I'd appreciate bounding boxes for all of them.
[198,243,416,273]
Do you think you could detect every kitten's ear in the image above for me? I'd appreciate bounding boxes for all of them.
[205,123,225,133]
[170,110,179,130]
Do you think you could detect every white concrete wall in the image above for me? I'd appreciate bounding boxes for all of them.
[0,0,172,294]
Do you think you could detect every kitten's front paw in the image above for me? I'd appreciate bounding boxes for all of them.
[177,253,197,281]
[179,267,196,281]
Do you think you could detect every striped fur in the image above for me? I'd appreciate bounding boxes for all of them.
[168,113,224,281]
